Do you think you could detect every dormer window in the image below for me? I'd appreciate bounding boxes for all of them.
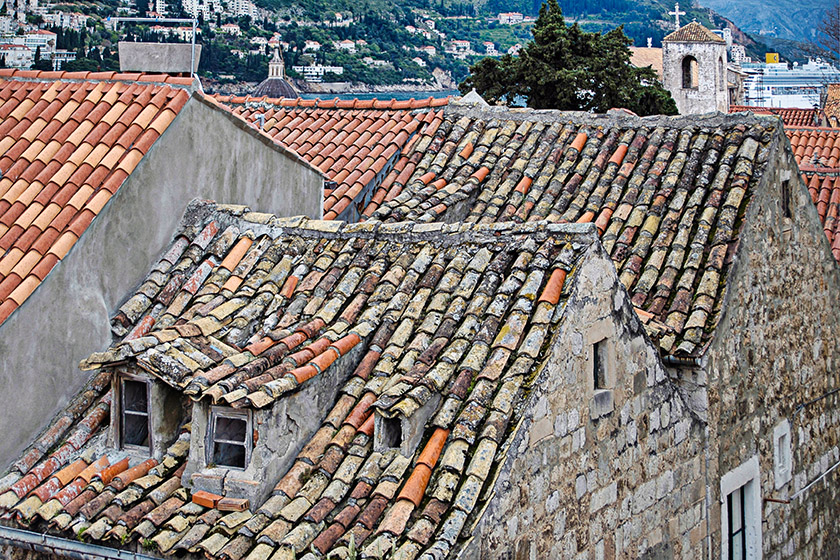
[208,408,251,469]
[121,376,151,451]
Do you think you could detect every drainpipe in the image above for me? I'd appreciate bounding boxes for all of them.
[0,525,161,560]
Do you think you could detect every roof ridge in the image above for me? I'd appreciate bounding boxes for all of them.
[444,101,778,128]
[0,69,196,90]
[663,21,726,43]
[194,200,599,244]
[212,92,451,111]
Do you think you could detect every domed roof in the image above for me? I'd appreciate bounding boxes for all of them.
[254,77,298,98]
[253,48,299,99]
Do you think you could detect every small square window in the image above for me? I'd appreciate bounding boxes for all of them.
[593,339,608,390]
[121,377,150,450]
[209,408,251,469]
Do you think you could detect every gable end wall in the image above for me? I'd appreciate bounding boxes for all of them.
[703,126,840,558]
[459,241,707,559]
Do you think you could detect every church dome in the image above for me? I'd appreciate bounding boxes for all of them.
[253,48,298,99]
[254,77,298,98]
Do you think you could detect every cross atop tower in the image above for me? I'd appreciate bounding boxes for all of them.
[668,3,686,30]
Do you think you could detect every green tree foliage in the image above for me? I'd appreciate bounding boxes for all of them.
[459,0,676,115]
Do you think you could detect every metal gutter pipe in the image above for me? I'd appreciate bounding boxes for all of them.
[0,525,161,560]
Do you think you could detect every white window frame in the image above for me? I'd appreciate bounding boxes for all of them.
[773,420,792,489]
[119,374,152,454]
[207,406,252,470]
[720,456,763,560]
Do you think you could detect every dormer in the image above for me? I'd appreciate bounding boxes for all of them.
[373,392,441,457]
[108,367,188,460]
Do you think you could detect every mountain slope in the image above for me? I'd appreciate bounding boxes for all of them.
[698,0,828,44]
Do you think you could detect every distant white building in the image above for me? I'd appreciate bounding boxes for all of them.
[0,16,17,34]
[334,39,355,54]
[291,63,343,82]
[507,43,522,55]
[412,56,426,67]
[362,56,388,67]
[483,41,498,56]
[0,43,31,67]
[220,23,241,35]
[303,40,321,52]
[498,12,523,24]
[50,48,76,69]
[41,11,89,30]
[23,29,55,54]
[416,45,436,56]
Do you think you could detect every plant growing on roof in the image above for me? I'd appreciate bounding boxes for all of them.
[459,0,678,116]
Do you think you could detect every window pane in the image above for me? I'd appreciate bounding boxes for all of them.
[123,413,149,447]
[731,488,743,532]
[732,536,743,560]
[213,442,246,468]
[215,416,247,443]
[123,380,148,413]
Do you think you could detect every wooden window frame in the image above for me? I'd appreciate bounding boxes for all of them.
[207,407,252,470]
[119,374,152,454]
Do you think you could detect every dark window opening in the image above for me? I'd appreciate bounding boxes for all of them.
[593,339,608,390]
[682,56,699,89]
[381,416,402,448]
[781,180,791,218]
[121,378,150,449]
[210,411,249,469]
[719,57,725,91]
[727,486,747,559]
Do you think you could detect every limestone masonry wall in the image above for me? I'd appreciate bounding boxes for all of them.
[460,242,707,559]
[703,127,840,558]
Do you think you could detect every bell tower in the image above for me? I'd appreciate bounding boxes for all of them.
[662,20,729,114]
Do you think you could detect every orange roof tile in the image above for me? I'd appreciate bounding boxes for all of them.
[0,70,192,328]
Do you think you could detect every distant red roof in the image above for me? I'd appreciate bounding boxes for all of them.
[214,94,450,220]
[730,105,826,127]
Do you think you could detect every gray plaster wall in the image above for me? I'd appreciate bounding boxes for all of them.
[0,93,324,468]
[460,242,706,559]
[703,126,840,558]
[118,42,202,74]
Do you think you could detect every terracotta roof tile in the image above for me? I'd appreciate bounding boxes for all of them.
[216,95,447,220]
[0,70,192,327]
[5,200,585,557]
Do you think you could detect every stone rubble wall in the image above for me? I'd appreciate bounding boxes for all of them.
[460,242,707,559]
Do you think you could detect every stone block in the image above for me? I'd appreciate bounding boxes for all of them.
[590,390,614,420]
[575,475,587,498]
[589,482,617,513]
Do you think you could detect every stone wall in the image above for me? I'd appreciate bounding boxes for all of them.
[0,94,325,468]
[703,125,840,557]
[460,242,707,559]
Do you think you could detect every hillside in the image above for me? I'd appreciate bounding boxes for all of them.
[697,0,828,44]
[27,0,772,90]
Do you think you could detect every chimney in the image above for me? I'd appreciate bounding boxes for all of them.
[118,41,202,76]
